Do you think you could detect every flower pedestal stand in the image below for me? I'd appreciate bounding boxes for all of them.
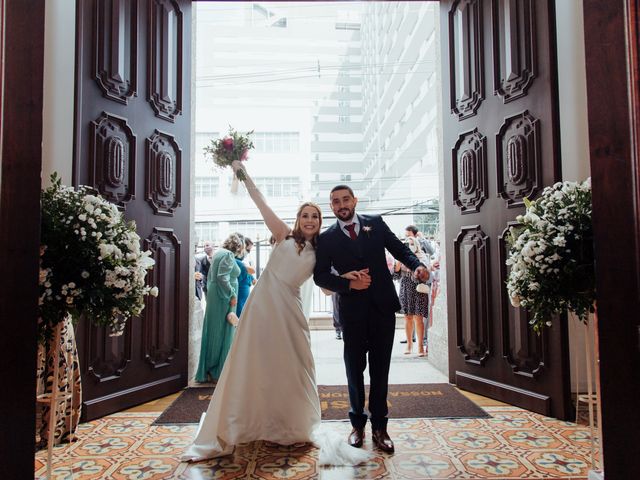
[36,317,82,480]
[574,310,604,479]
[587,306,604,479]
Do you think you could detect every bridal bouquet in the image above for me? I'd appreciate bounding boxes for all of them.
[506,178,595,333]
[38,173,158,343]
[204,126,254,192]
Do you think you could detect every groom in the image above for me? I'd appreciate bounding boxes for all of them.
[314,185,429,453]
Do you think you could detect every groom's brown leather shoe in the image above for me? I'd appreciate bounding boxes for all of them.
[348,427,364,448]
[372,429,395,453]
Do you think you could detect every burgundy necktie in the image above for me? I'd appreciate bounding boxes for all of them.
[344,223,357,240]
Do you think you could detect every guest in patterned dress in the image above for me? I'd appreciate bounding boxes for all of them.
[398,236,431,357]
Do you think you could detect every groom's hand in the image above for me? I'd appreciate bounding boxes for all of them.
[349,269,371,290]
[341,268,369,281]
[415,265,430,282]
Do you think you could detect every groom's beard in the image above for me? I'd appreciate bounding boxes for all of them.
[336,208,355,221]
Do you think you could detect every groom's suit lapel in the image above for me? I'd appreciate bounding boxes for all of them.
[353,214,368,257]
[355,214,368,245]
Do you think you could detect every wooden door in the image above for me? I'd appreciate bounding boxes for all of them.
[441,0,572,419]
[73,0,191,420]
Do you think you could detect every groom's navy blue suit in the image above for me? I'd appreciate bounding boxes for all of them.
[314,214,424,430]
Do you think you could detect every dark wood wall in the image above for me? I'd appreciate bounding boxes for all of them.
[0,0,45,478]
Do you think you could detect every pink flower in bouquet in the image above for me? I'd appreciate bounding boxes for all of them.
[240,150,249,161]
[222,137,234,151]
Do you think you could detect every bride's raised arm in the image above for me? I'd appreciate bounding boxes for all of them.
[232,160,290,243]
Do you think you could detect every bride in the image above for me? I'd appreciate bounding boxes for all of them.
[182,161,371,465]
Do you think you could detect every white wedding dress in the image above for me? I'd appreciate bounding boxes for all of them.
[182,238,370,465]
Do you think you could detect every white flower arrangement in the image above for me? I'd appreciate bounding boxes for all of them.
[506,178,595,333]
[362,225,372,236]
[38,173,158,343]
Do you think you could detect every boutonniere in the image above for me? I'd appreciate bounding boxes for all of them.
[362,225,373,236]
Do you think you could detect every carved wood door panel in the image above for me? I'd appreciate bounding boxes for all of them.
[441,0,572,419]
[73,0,191,420]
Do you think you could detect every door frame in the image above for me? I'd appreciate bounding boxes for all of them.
[0,0,45,478]
[2,0,639,477]
[583,0,640,476]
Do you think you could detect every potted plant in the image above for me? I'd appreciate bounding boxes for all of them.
[36,173,158,454]
[506,178,600,472]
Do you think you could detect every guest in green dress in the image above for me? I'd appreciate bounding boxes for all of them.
[195,234,244,382]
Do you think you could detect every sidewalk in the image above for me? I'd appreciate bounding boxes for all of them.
[310,328,448,385]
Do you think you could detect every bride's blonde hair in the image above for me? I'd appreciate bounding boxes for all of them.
[288,202,322,254]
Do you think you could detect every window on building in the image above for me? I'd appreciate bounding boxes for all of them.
[195,222,219,245]
[252,132,300,153]
[338,116,350,123]
[195,177,219,198]
[228,221,271,242]
[252,177,301,198]
[335,22,360,31]
[340,174,352,181]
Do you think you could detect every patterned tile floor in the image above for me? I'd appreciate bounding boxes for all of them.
[35,406,596,479]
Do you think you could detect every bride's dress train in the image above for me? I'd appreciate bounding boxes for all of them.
[311,424,373,466]
[181,238,371,466]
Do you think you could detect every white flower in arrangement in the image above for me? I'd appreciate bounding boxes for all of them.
[38,173,159,343]
[552,235,566,247]
[98,243,116,259]
[505,178,595,333]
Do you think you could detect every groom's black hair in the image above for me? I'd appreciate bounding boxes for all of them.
[330,184,354,197]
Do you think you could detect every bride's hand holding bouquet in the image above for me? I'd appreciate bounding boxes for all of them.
[204,127,254,193]
[231,159,247,178]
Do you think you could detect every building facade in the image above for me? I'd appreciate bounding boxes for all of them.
[194,2,441,245]
[194,2,365,246]
[359,2,439,235]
